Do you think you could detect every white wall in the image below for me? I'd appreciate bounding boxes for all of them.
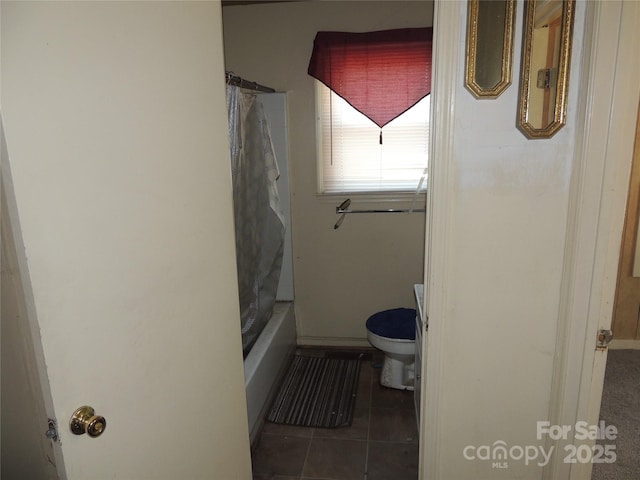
[423,1,588,478]
[223,1,433,345]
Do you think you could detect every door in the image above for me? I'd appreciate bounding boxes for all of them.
[1,3,252,479]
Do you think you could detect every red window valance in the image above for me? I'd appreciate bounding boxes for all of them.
[308,27,433,128]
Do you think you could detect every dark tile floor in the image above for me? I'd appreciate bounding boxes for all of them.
[251,348,419,480]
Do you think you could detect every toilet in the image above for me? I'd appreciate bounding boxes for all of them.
[365,308,416,391]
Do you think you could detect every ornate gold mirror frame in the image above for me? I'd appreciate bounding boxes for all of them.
[465,0,516,98]
[517,0,575,139]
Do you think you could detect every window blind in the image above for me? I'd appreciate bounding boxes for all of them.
[317,83,430,194]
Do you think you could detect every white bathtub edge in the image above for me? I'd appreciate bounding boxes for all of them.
[244,302,296,446]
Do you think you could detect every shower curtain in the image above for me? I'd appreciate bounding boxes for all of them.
[226,85,286,356]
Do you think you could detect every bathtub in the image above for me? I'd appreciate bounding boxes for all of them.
[244,301,296,445]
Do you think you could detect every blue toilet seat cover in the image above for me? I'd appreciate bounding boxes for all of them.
[366,308,416,340]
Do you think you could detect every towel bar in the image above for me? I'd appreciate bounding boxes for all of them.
[334,198,426,229]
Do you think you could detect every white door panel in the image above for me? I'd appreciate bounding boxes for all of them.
[2,3,251,479]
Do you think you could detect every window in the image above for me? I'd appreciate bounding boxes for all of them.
[307,27,432,195]
[316,83,430,195]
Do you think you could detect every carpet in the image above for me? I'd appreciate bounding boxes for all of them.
[267,352,362,428]
[592,349,640,480]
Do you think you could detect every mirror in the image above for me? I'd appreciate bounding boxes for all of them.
[465,0,516,98]
[517,0,575,138]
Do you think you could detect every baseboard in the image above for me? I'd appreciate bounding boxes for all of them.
[299,337,640,349]
[297,336,371,348]
[609,339,640,350]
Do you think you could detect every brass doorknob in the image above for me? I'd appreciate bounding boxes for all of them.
[70,406,106,437]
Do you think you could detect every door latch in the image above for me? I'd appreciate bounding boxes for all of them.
[45,418,59,442]
[596,329,613,350]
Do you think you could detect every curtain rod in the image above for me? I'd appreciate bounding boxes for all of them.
[225,71,276,93]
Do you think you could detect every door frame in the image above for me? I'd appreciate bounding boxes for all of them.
[419,0,461,478]
[543,1,640,479]
[1,120,65,479]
